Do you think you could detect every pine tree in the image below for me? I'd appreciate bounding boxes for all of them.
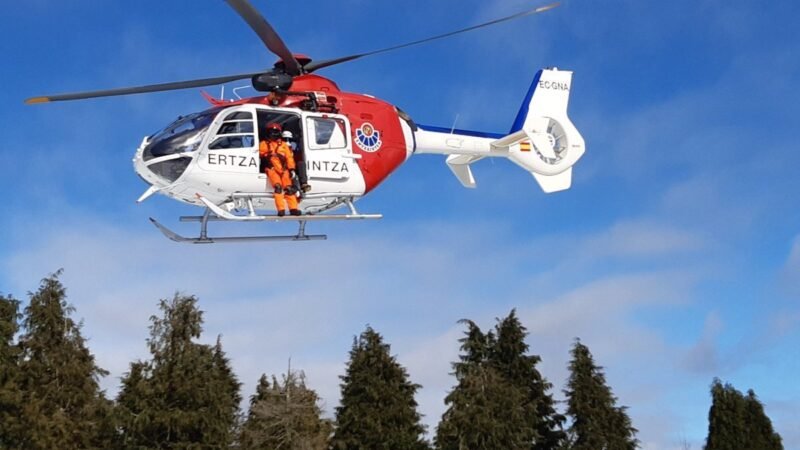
[14,272,114,449]
[0,293,22,448]
[564,339,638,450]
[331,326,429,450]
[240,369,332,449]
[435,319,530,450]
[116,293,242,448]
[490,310,566,449]
[705,379,745,450]
[743,389,783,449]
[437,362,529,450]
[209,336,244,443]
[704,379,782,450]
[240,374,273,448]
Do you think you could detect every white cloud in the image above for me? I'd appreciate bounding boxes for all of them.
[578,220,707,260]
[781,235,800,296]
[683,310,724,374]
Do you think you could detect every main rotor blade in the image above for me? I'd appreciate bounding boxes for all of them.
[25,71,265,104]
[304,2,561,73]
[225,0,301,76]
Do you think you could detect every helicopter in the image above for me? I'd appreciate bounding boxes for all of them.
[26,0,585,243]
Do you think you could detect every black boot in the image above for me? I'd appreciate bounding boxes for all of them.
[277,210,286,217]
[290,209,301,216]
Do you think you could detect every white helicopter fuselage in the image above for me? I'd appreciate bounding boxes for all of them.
[132,102,414,214]
[132,68,584,223]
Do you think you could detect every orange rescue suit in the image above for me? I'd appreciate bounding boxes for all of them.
[259,139,299,213]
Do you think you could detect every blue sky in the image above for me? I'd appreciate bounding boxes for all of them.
[2,0,799,448]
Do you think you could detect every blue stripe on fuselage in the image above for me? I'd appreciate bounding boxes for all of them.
[417,124,505,140]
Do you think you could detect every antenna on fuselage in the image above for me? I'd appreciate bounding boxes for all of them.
[233,85,251,100]
[449,114,460,134]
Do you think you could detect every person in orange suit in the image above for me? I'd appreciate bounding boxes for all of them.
[260,123,301,216]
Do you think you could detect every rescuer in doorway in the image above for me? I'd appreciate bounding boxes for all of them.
[282,130,311,194]
[260,123,300,216]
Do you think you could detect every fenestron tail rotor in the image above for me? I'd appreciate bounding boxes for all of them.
[25,1,560,104]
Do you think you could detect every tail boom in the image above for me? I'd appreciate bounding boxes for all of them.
[413,68,585,193]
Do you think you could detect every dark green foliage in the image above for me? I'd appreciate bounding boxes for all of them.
[436,319,528,450]
[436,312,564,450]
[116,293,242,448]
[331,326,429,450]
[210,336,245,442]
[240,370,332,449]
[0,293,22,448]
[743,390,783,450]
[436,361,529,450]
[13,272,113,449]
[490,310,566,449]
[704,379,782,450]
[564,339,638,450]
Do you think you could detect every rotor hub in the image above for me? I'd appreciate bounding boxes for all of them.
[251,72,294,92]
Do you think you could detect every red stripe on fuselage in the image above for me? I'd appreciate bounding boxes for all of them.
[269,74,408,194]
[337,94,406,193]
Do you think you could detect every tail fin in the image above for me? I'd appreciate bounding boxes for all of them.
[497,68,585,193]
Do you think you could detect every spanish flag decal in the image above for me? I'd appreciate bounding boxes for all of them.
[520,141,532,152]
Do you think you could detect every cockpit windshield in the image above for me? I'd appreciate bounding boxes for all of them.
[144,108,221,161]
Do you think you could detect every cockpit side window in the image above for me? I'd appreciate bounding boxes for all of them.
[209,109,256,150]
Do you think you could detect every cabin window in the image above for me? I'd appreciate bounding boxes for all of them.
[306,117,347,150]
[210,109,255,150]
[209,135,255,149]
[217,121,254,134]
[224,111,252,121]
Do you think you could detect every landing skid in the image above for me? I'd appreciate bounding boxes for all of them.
[149,195,381,244]
[149,217,326,243]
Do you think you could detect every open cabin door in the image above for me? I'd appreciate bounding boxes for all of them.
[302,113,354,183]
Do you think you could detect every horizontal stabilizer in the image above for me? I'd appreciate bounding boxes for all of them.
[532,168,572,193]
[446,154,481,188]
[491,130,528,148]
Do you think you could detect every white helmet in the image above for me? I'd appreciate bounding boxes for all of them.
[281,130,293,139]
